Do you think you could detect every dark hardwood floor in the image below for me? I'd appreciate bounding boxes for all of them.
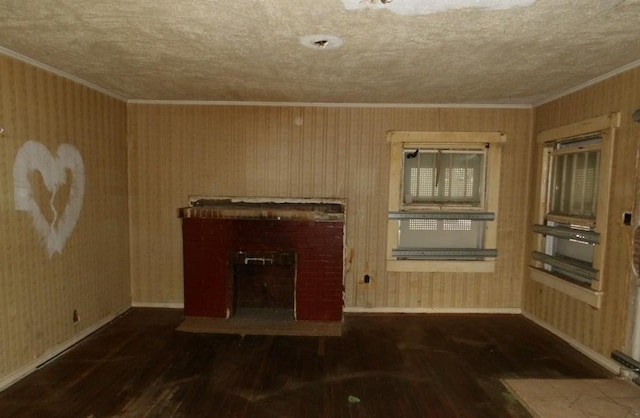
[0,309,612,417]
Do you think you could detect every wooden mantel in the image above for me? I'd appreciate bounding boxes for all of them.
[179,199,344,222]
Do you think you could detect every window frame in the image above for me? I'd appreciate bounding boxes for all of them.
[386,131,505,273]
[529,113,620,308]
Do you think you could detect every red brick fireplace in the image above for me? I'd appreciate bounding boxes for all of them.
[179,199,345,322]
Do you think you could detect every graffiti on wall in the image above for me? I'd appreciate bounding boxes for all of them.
[13,141,85,257]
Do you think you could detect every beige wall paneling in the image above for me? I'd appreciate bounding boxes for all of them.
[526,67,640,360]
[0,55,130,388]
[128,105,533,312]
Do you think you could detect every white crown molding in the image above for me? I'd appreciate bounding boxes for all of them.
[127,99,533,109]
[3,44,638,110]
[0,46,127,102]
[534,58,640,107]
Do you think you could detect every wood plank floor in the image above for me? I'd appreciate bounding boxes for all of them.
[0,309,612,417]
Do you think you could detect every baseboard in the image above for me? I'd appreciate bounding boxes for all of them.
[133,304,518,314]
[131,302,184,309]
[343,307,522,314]
[522,311,621,374]
[0,305,130,392]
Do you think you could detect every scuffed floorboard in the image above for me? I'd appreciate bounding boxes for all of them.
[0,309,612,417]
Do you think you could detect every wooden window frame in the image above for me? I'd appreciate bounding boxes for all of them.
[386,131,505,273]
[529,113,620,308]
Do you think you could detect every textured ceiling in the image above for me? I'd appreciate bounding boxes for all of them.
[1,0,639,105]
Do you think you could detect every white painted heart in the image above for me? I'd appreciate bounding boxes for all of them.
[13,141,85,258]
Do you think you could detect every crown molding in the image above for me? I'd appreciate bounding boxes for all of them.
[0,46,127,102]
[3,44,639,109]
[127,99,533,109]
[534,58,640,107]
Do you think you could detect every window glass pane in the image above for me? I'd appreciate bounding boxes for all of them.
[398,219,485,249]
[443,219,472,231]
[403,149,484,207]
[552,154,566,213]
[409,219,438,230]
[543,221,595,284]
[550,148,600,218]
[556,238,594,264]
[584,151,599,216]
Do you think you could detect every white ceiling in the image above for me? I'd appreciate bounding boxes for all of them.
[1,0,639,105]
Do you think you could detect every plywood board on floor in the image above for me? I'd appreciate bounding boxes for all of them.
[177,316,343,337]
[503,378,640,417]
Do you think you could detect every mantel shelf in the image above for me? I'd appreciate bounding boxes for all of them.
[179,201,344,222]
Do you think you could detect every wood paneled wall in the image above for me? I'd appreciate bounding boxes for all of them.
[127,104,533,311]
[526,67,640,358]
[0,55,130,385]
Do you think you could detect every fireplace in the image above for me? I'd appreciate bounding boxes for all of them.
[230,250,296,319]
[179,198,345,322]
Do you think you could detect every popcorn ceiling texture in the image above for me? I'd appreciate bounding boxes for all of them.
[0,0,639,104]
[341,0,536,15]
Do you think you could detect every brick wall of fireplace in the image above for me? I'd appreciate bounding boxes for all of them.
[180,201,345,322]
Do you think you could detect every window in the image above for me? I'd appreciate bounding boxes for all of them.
[534,137,601,285]
[386,131,504,272]
[530,113,619,308]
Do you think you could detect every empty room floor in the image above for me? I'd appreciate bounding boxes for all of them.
[0,308,629,417]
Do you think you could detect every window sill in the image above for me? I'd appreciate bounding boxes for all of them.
[528,266,602,309]
[387,259,495,273]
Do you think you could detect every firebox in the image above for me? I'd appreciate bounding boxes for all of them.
[179,198,345,322]
[230,251,296,320]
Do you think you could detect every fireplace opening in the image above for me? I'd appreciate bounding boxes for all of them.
[229,251,296,320]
